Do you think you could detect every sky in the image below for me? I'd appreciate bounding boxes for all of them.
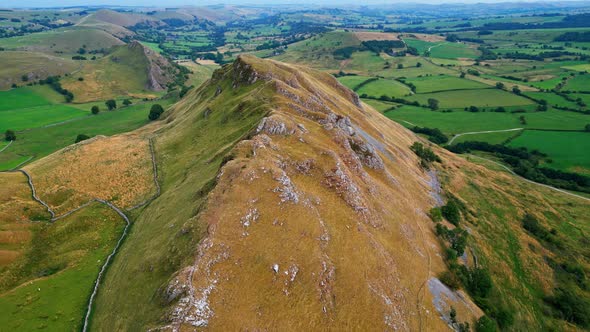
[3,0,583,8]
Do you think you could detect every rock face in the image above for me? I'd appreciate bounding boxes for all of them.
[127,41,176,91]
[159,55,479,331]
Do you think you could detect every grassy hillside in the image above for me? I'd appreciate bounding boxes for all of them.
[0,27,124,54]
[0,52,78,90]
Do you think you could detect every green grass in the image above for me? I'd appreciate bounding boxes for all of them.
[429,42,480,59]
[140,41,164,54]
[509,130,590,174]
[384,106,590,135]
[0,86,89,133]
[0,203,124,331]
[337,75,374,90]
[406,88,533,108]
[524,91,581,109]
[356,78,412,97]
[562,64,590,72]
[405,75,489,93]
[565,74,590,92]
[452,130,523,145]
[0,99,173,171]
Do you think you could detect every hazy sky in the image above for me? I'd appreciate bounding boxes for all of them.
[2,0,579,8]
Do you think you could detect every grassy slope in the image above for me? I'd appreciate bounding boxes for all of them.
[61,44,153,102]
[0,200,124,331]
[90,62,271,330]
[0,52,78,90]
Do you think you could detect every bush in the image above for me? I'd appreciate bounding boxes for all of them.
[75,134,90,143]
[441,201,461,225]
[5,130,16,141]
[429,207,443,222]
[546,287,590,327]
[105,99,117,110]
[123,99,132,106]
[475,316,497,332]
[466,268,493,298]
[91,106,99,115]
[439,271,462,290]
[148,104,165,120]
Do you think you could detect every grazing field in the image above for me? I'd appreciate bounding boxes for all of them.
[406,88,533,108]
[452,130,523,145]
[405,75,489,93]
[0,99,172,171]
[356,78,412,97]
[509,130,590,174]
[337,75,374,90]
[564,74,590,92]
[0,87,88,133]
[429,42,480,59]
[523,91,581,109]
[0,202,124,332]
[384,106,590,134]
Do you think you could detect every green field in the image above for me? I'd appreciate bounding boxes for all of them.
[452,130,523,145]
[0,87,88,133]
[406,75,489,93]
[0,203,124,331]
[0,99,173,171]
[384,106,590,135]
[565,74,590,92]
[356,78,412,97]
[337,75,374,90]
[509,130,590,174]
[406,88,533,108]
[523,91,581,109]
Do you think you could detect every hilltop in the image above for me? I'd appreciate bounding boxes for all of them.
[62,41,178,102]
[0,56,587,331]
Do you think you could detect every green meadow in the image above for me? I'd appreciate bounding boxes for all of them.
[405,75,489,93]
[406,88,533,108]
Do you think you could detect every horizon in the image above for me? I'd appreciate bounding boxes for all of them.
[3,0,590,9]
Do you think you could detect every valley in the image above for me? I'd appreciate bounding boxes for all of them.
[0,2,589,331]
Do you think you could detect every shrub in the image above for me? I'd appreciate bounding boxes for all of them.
[546,287,590,327]
[91,106,99,115]
[75,134,90,143]
[429,207,443,222]
[148,104,165,120]
[475,316,496,332]
[5,130,16,141]
[123,99,132,106]
[439,271,461,290]
[105,99,117,110]
[466,268,493,298]
[442,201,461,225]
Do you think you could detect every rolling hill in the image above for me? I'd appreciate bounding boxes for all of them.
[0,51,78,90]
[0,55,587,331]
[62,41,178,102]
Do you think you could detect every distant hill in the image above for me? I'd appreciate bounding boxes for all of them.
[62,41,178,102]
[0,51,78,90]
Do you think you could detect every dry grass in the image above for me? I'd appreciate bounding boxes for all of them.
[354,31,401,41]
[165,55,478,331]
[0,172,48,267]
[25,133,156,214]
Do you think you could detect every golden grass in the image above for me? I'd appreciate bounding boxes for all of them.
[25,133,156,214]
[354,31,401,41]
[0,172,48,267]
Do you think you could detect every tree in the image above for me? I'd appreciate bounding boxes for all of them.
[442,201,461,225]
[512,86,521,95]
[75,134,90,143]
[5,130,16,141]
[123,99,132,106]
[21,74,29,82]
[495,82,505,90]
[427,98,440,110]
[519,115,526,125]
[585,124,590,132]
[105,99,117,110]
[416,62,422,68]
[91,105,100,115]
[148,104,165,120]
[397,64,404,69]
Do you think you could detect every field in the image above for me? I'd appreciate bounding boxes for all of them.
[509,130,590,174]
[564,74,590,92]
[0,98,172,171]
[406,88,534,108]
[355,78,412,97]
[405,75,489,93]
[0,86,89,133]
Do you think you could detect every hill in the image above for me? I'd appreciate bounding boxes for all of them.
[0,56,588,331]
[82,9,161,28]
[0,51,78,90]
[62,41,178,102]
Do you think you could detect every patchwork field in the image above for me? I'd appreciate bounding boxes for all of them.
[405,75,489,93]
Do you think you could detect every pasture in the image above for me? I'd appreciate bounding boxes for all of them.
[405,75,489,93]
[356,78,412,97]
[509,130,590,174]
[564,74,590,92]
[406,88,533,108]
